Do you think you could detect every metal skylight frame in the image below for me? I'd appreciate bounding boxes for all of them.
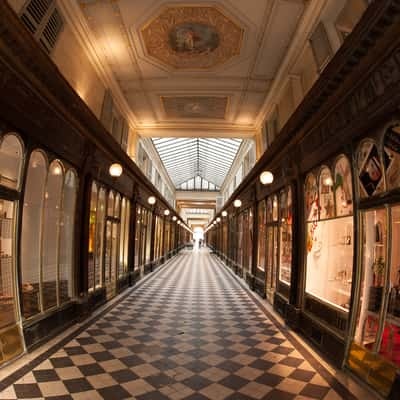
[152,137,242,188]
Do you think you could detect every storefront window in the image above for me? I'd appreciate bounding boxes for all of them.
[257,201,266,271]
[42,160,64,311]
[0,200,17,328]
[0,134,23,190]
[59,170,77,304]
[382,205,400,368]
[21,151,47,318]
[145,210,152,263]
[95,188,106,288]
[119,198,126,277]
[123,200,130,274]
[88,183,97,291]
[305,157,354,312]
[279,188,293,285]
[135,205,141,268]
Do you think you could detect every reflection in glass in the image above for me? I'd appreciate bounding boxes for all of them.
[42,161,64,310]
[59,170,77,304]
[0,200,17,329]
[0,134,23,191]
[21,151,47,318]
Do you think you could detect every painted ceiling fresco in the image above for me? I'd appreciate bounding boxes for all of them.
[141,6,243,70]
[161,96,228,119]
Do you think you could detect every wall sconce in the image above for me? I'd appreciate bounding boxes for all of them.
[164,209,170,216]
[260,171,274,185]
[221,211,227,217]
[109,163,123,177]
[233,199,242,208]
[216,217,221,222]
[148,196,156,205]
[172,216,177,221]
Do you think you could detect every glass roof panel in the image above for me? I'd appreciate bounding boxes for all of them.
[152,137,242,188]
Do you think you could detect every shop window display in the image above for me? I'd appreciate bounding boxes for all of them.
[0,132,25,365]
[95,188,106,288]
[88,183,97,291]
[21,151,47,318]
[21,151,77,318]
[42,160,64,311]
[279,188,293,286]
[305,156,354,312]
[59,170,77,304]
[265,197,278,302]
[257,200,266,271]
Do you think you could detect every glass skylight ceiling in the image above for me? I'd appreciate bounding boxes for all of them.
[152,138,242,189]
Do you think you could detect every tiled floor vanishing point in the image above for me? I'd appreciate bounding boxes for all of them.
[0,249,371,399]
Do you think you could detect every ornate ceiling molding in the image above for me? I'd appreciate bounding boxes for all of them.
[141,5,244,70]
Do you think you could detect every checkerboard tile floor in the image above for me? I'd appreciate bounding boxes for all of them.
[0,249,357,399]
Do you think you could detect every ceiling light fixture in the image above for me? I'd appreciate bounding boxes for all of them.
[221,211,228,217]
[260,171,274,185]
[109,163,123,177]
[172,216,177,221]
[164,209,170,216]
[148,196,156,205]
[233,199,242,208]
[216,217,221,222]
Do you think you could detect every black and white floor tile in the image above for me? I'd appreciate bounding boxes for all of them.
[0,250,364,399]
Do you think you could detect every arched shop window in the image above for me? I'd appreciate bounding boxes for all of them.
[21,150,48,318]
[305,157,354,312]
[334,156,353,216]
[383,124,400,190]
[357,139,385,198]
[0,134,24,190]
[59,170,78,304]
[42,160,64,311]
[21,151,77,319]
[0,133,24,331]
